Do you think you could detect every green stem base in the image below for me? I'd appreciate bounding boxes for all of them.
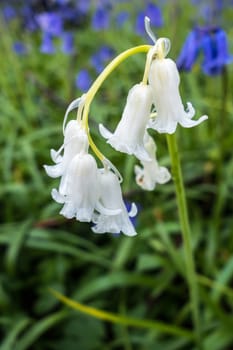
[166,133,202,349]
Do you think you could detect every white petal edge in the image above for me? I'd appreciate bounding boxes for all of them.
[99,123,113,139]
[128,202,138,217]
[50,147,63,163]
[95,200,122,216]
[44,164,64,178]
[51,188,65,204]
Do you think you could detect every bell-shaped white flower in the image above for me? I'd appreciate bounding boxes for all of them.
[135,133,171,191]
[148,55,208,134]
[44,119,89,178]
[92,169,137,236]
[99,83,153,161]
[51,153,99,222]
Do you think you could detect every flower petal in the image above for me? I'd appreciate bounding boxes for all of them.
[95,200,122,216]
[51,188,65,204]
[128,202,138,217]
[44,163,64,178]
[155,166,172,184]
[50,148,63,163]
[99,123,113,139]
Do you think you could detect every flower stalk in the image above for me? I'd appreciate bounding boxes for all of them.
[81,45,151,161]
[166,133,202,349]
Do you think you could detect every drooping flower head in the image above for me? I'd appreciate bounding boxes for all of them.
[52,153,99,222]
[99,83,154,161]
[44,16,209,237]
[135,133,171,191]
[44,119,89,179]
[92,169,137,236]
[148,38,208,134]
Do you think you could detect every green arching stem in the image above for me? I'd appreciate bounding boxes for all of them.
[166,133,202,349]
[80,45,152,161]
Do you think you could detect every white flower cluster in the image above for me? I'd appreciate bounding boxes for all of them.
[45,119,137,236]
[100,38,208,191]
[45,31,208,236]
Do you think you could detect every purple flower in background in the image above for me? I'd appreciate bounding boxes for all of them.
[191,0,233,24]
[177,30,199,71]
[136,3,163,37]
[76,0,91,14]
[98,45,115,61]
[40,32,56,54]
[13,41,27,55]
[36,12,63,36]
[92,7,109,30]
[3,5,16,21]
[61,32,74,54]
[21,5,38,32]
[177,26,233,76]
[115,11,129,27]
[90,46,115,73]
[75,69,92,92]
[55,0,69,4]
[202,28,233,75]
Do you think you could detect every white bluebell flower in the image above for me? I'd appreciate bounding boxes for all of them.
[135,132,171,191]
[92,169,137,236]
[148,38,208,134]
[51,153,99,222]
[99,83,153,161]
[44,119,88,178]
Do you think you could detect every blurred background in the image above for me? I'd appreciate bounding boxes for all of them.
[0,0,233,349]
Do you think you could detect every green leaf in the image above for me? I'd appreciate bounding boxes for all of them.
[0,318,31,350]
[50,289,194,340]
[15,311,69,350]
[5,220,32,274]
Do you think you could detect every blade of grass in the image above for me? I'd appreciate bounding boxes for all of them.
[49,289,194,340]
[0,318,31,350]
[15,311,69,350]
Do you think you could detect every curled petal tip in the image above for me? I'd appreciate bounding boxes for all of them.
[144,16,157,44]
[99,123,112,139]
[129,202,138,217]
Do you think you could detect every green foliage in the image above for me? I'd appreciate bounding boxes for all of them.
[1,2,233,349]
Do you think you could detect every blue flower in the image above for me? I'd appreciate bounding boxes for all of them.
[75,70,92,92]
[136,3,163,37]
[176,30,199,71]
[55,0,70,4]
[90,46,115,73]
[36,12,63,37]
[21,5,38,32]
[92,7,109,30]
[40,32,56,54]
[76,0,91,14]
[191,0,233,24]
[202,28,233,75]
[3,5,16,21]
[115,11,129,27]
[12,41,27,55]
[177,27,233,76]
[61,32,74,54]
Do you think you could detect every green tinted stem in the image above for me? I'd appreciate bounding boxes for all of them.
[166,133,202,349]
